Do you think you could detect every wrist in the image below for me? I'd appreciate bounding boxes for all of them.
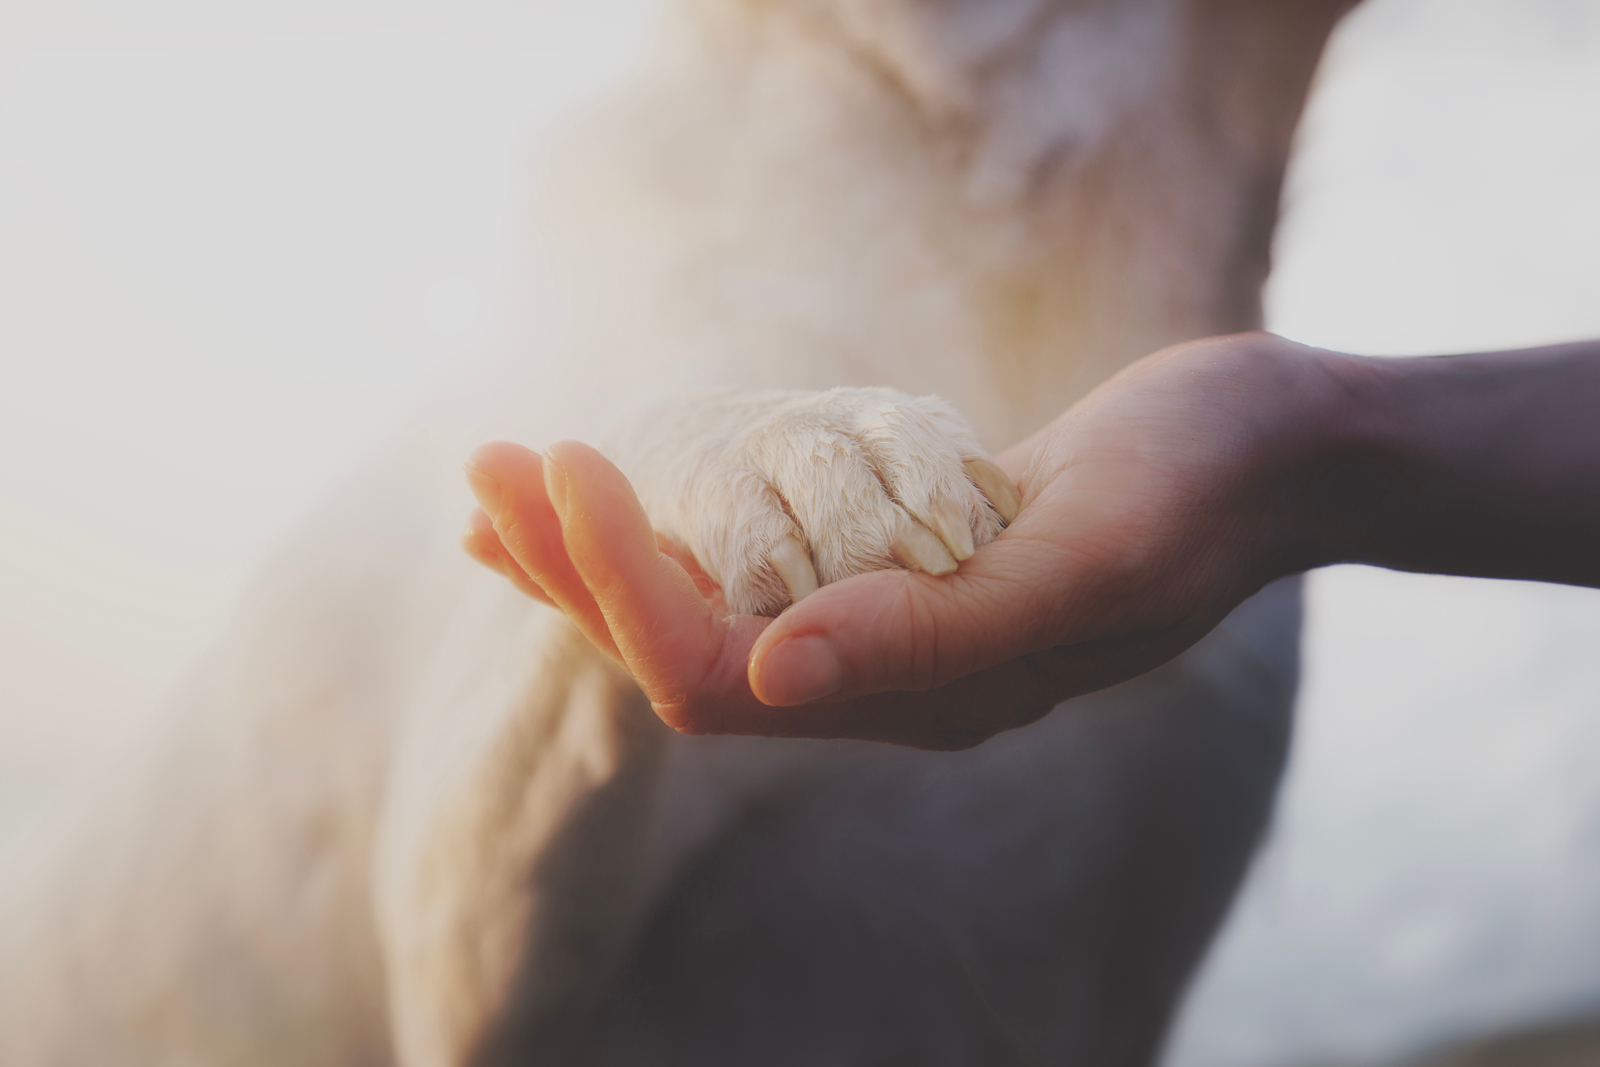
[1260,345,1414,576]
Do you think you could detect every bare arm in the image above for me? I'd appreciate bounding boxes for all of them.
[1282,341,1600,586]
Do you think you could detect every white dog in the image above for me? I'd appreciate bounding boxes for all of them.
[0,1,1354,1063]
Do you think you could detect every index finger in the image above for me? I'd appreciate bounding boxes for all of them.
[543,441,776,734]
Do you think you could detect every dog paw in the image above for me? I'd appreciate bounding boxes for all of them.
[621,387,1020,617]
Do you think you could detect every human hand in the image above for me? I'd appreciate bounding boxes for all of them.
[461,333,1345,749]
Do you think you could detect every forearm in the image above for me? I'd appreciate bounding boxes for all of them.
[1287,341,1600,586]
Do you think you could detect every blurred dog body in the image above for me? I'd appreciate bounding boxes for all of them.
[0,2,1351,1064]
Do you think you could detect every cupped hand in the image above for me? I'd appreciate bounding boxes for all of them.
[461,333,1340,749]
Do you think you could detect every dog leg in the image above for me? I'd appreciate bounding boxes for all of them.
[373,608,677,1067]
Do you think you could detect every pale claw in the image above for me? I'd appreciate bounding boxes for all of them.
[930,501,975,562]
[891,520,958,576]
[771,535,819,604]
[964,457,1021,525]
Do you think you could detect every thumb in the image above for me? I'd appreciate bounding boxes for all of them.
[748,534,1070,706]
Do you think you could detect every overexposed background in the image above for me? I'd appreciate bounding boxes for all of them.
[1,1,1598,1065]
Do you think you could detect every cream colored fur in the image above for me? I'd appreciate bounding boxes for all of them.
[0,1,1353,1064]
[612,387,1009,615]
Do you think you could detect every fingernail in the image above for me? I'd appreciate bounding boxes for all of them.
[463,464,503,517]
[758,636,843,706]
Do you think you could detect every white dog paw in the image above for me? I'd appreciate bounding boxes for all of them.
[623,387,1020,617]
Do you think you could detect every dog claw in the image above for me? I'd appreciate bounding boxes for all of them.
[892,520,958,576]
[964,458,1021,525]
[931,501,975,561]
[771,535,819,604]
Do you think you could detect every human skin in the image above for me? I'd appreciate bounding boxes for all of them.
[461,332,1600,750]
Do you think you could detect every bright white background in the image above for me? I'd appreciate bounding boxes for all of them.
[1,2,1598,1065]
